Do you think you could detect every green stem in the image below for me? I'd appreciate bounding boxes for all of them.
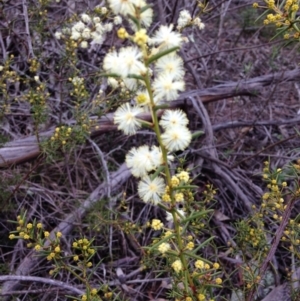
[62,261,90,290]
[142,71,194,296]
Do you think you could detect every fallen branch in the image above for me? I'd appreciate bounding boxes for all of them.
[0,275,84,296]
[0,68,299,167]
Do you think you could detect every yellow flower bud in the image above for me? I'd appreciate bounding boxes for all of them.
[26,223,33,229]
[35,245,41,251]
[198,294,205,301]
[37,223,43,229]
[215,278,222,284]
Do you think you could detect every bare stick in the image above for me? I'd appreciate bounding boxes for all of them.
[0,275,84,296]
[22,0,34,57]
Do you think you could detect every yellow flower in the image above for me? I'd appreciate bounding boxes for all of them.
[9,234,15,239]
[262,193,269,200]
[37,223,43,229]
[44,231,50,238]
[204,263,210,270]
[104,292,113,298]
[253,2,258,8]
[172,259,182,273]
[54,246,60,253]
[151,219,164,231]
[81,294,87,301]
[215,278,222,284]
[56,231,62,238]
[267,14,275,22]
[198,294,205,301]
[186,241,194,250]
[117,28,128,39]
[164,230,173,238]
[171,176,180,187]
[87,262,93,267]
[73,255,79,261]
[158,242,171,254]
[35,245,41,251]
[162,193,171,202]
[24,234,30,240]
[133,29,148,46]
[91,288,98,295]
[26,223,33,229]
[213,262,220,269]
[175,192,184,202]
[195,260,205,269]
[73,242,78,248]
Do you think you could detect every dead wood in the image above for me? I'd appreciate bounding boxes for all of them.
[0,67,299,168]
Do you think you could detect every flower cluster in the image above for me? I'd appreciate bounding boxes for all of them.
[160,109,192,152]
[8,212,65,261]
[253,0,300,40]
[177,9,205,31]
[50,126,72,146]
[126,145,173,177]
[9,213,101,300]
[108,0,153,28]
[72,238,96,268]
[102,0,201,207]
[55,12,113,48]
[98,2,216,300]
[9,214,43,244]
[22,81,49,124]
[105,27,185,95]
